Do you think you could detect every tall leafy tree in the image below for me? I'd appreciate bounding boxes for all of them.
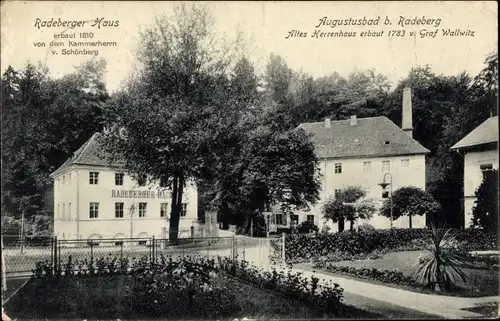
[380,186,441,228]
[471,170,498,232]
[100,3,240,242]
[322,186,375,231]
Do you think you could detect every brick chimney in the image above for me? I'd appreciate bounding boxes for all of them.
[350,115,357,126]
[325,117,331,128]
[402,87,413,137]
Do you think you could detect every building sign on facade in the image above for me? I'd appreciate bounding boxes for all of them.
[111,189,169,199]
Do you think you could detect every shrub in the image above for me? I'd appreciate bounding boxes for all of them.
[297,221,319,234]
[313,263,417,288]
[358,224,375,232]
[280,228,498,264]
[32,254,345,316]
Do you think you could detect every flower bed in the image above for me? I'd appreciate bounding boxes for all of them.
[4,254,373,319]
[312,251,500,297]
[279,228,498,264]
[314,260,418,287]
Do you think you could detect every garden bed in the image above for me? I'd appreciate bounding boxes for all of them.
[5,255,382,320]
[310,250,499,297]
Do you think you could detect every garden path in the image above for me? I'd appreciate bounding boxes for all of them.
[288,265,499,319]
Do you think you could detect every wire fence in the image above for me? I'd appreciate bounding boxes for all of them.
[2,234,286,278]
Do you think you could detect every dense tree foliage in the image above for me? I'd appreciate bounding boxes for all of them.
[322,186,376,231]
[100,4,321,240]
[1,59,108,235]
[471,170,498,232]
[380,187,441,228]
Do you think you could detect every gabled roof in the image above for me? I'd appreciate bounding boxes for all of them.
[450,116,498,151]
[50,133,119,178]
[298,116,430,159]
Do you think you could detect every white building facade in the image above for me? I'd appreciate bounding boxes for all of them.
[271,87,430,232]
[451,116,498,228]
[50,133,198,241]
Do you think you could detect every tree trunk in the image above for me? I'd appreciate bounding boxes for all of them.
[338,218,345,232]
[409,214,412,229]
[349,219,354,231]
[168,173,184,244]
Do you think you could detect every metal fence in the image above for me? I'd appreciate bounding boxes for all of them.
[2,234,286,278]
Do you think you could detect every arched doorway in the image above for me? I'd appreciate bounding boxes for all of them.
[113,233,125,246]
[88,234,101,246]
[137,232,148,246]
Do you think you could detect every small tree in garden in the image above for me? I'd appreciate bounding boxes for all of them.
[380,186,440,228]
[322,186,375,231]
[471,169,498,232]
[412,221,468,292]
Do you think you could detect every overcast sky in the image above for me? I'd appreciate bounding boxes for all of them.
[1,1,497,93]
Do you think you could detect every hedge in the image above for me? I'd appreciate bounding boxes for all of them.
[277,228,498,264]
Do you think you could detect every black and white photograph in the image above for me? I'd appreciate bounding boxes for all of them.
[1,1,498,320]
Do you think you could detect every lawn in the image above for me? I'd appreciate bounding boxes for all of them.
[4,274,382,320]
[314,250,499,297]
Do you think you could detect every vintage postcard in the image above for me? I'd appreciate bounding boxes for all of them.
[1,0,498,320]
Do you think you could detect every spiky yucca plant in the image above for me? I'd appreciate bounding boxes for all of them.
[412,222,468,292]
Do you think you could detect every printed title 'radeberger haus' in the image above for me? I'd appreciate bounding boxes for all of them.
[50,133,198,241]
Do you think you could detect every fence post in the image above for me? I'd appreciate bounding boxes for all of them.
[152,236,155,265]
[231,236,237,261]
[281,233,286,265]
[50,237,54,273]
[53,236,58,274]
[90,242,94,262]
[242,239,246,262]
[120,241,124,269]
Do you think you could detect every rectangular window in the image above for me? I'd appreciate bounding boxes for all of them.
[334,189,342,199]
[290,214,299,225]
[275,214,283,225]
[89,202,99,218]
[306,215,315,223]
[115,172,124,186]
[62,175,66,185]
[334,163,342,174]
[68,173,71,184]
[89,172,99,185]
[181,203,187,217]
[57,204,60,219]
[480,164,493,179]
[160,203,168,217]
[401,159,410,169]
[63,204,66,219]
[115,202,124,218]
[382,160,390,172]
[68,202,71,219]
[363,161,371,173]
[160,177,168,188]
[138,203,147,217]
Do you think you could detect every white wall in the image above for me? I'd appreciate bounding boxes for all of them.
[463,148,498,227]
[294,154,427,231]
[53,165,198,240]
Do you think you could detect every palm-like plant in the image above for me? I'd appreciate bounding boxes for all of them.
[412,221,468,292]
